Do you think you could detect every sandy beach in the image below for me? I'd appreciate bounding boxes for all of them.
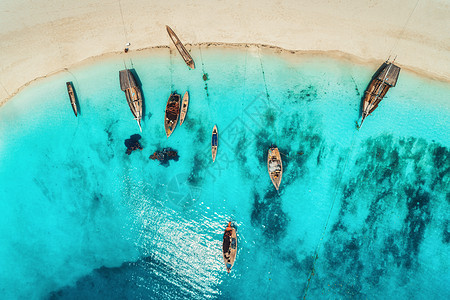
[0,0,449,105]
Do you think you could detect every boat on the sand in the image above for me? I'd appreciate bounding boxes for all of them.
[222,222,237,273]
[179,91,189,125]
[119,69,143,131]
[166,25,195,69]
[164,93,181,137]
[267,146,283,190]
[359,60,400,128]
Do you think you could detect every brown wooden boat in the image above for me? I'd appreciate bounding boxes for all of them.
[267,146,283,190]
[211,125,218,162]
[166,25,195,69]
[359,60,401,128]
[66,81,78,117]
[179,91,189,125]
[164,93,181,137]
[222,222,237,273]
[119,69,143,131]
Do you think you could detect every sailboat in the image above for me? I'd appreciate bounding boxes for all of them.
[359,59,401,128]
[119,69,143,131]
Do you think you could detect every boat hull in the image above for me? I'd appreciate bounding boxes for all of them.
[166,25,195,69]
[179,91,189,125]
[211,125,218,162]
[267,147,283,190]
[119,70,143,131]
[359,62,400,127]
[164,93,181,137]
[222,223,237,273]
[66,82,78,117]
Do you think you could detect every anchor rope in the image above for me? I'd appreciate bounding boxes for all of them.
[388,0,421,58]
[303,130,359,299]
[117,0,129,44]
[257,46,279,142]
[198,45,213,119]
[240,47,248,121]
[197,44,217,205]
[169,47,174,91]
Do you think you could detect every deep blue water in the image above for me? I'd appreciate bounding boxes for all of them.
[0,46,449,299]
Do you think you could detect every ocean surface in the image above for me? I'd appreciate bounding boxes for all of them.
[0,46,449,299]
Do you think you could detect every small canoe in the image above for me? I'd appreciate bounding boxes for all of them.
[359,60,400,128]
[222,222,237,273]
[66,81,78,117]
[119,69,143,131]
[211,125,218,162]
[267,146,283,190]
[179,91,189,125]
[164,93,181,137]
[166,25,195,69]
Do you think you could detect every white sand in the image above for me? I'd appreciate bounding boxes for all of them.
[0,0,449,105]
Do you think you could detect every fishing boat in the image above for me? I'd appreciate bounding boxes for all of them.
[164,93,181,137]
[359,59,401,128]
[119,69,143,131]
[222,222,237,273]
[179,92,189,125]
[211,125,218,162]
[166,25,195,69]
[267,146,283,190]
[66,82,78,117]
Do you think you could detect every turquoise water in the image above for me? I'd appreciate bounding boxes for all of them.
[0,47,449,299]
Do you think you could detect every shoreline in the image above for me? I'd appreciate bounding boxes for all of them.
[1,42,449,108]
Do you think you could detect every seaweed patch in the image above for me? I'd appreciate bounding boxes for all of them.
[188,153,207,185]
[250,189,288,241]
[320,134,449,297]
[285,85,318,103]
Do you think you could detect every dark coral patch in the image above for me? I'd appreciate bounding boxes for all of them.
[188,154,207,185]
[255,130,271,164]
[250,189,288,241]
[48,254,203,299]
[443,220,450,244]
[402,186,432,268]
[321,135,448,297]
[264,108,277,127]
[285,85,318,103]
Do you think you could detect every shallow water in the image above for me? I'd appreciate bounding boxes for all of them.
[0,46,449,299]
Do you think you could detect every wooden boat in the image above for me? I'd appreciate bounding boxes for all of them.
[164,93,181,137]
[179,91,189,126]
[66,81,78,117]
[359,60,401,128]
[211,125,218,162]
[166,25,195,69]
[222,222,237,273]
[119,69,143,131]
[267,146,283,190]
